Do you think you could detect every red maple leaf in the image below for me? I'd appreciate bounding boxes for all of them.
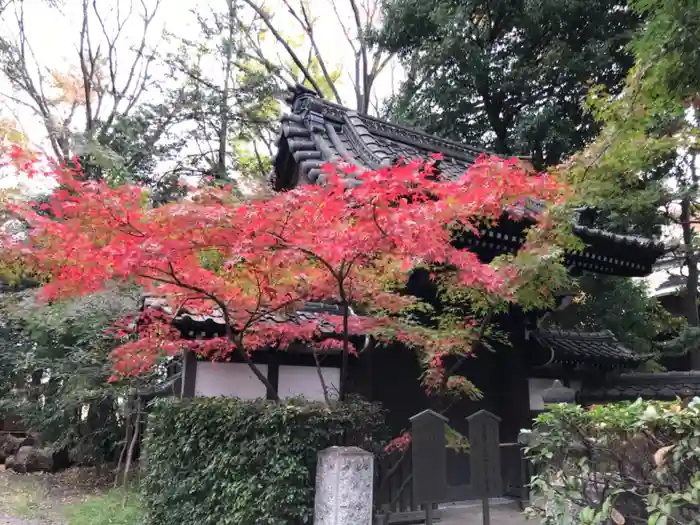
[2,146,569,402]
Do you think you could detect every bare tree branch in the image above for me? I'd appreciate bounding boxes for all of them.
[285,0,343,104]
[237,0,325,96]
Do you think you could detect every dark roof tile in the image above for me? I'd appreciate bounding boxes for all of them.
[534,328,645,366]
[271,84,668,276]
[143,297,346,338]
[581,371,700,402]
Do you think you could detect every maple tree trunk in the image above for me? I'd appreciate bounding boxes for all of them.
[233,334,280,401]
[339,301,350,402]
[312,350,332,404]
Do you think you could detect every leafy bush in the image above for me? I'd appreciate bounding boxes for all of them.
[524,399,700,525]
[141,395,388,525]
[0,287,162,465]
[63,489,144,525]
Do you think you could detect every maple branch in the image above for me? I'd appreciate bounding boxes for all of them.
[372,201,389,237]
[377,306,495,495]
[270,231,341,281]
[141,263,280,401]
[445,306,494,380]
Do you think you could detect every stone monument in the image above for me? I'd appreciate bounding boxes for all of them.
[314,446,374,525]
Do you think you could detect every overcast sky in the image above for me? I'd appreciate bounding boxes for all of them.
[0,0,403,193]
[0,0,402,142]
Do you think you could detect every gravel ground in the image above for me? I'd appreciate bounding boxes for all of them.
[0,467,112,525]
[0,512,56,525]
[439,502,532,525]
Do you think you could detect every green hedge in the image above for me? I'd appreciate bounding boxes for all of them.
[141,396,388,525]
[524,399,700,525]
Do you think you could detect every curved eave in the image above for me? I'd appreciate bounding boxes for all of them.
[531,330,646,370]
[455,221,663,277]
[573,225,667,258]
[271,86,667,275]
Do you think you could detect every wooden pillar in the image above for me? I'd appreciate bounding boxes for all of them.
[498,312,532,442]
[267,360,279,400]
[181,350,197,398]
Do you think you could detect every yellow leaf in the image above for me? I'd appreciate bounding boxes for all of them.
[654,445,674,468]
[610,508,625,525]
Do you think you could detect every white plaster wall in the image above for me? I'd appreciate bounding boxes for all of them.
[528,378,555,411]
[195,362,269,399]
[278,365,340,402]
[528,377,582,410]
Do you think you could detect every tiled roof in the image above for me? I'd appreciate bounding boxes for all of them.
[533,329,645,367]
[143,296,344,338]
[581,371,700,402]
[571,225,666,254]
[270,85,667,277]
[272,85,486,188]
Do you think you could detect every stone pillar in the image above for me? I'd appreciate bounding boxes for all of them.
[314,446,374,525]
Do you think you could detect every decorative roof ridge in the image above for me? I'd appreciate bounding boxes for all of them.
[142,296,351,325]
[535,328,617,340]
[283,84,489,162]
[612,371,700,383]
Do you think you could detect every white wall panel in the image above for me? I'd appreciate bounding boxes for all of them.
[195,362,268,399]
[278,365,340,402]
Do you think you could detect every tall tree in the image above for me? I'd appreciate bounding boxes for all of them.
[376,0,642,168]
[0,0,189,182]
[238,0,395,114]
[164,0,280,190]
[562,0,700,365]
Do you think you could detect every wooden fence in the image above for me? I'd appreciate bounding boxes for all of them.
[374,440,529,523]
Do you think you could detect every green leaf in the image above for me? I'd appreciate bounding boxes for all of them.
[648,512,667,525]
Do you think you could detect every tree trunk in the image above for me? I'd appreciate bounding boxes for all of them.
[114,397,132,488]
[232,334,280,401]
[122,397,142,493]
[680,197,700,368]
[339,301,350,401]
[480,91,510,155]
[216,0,235,182]
[312,349,332,404]
[29,369,43,401]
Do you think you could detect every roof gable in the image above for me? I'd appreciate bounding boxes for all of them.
[272,84,489,189]
[270,85,667,277]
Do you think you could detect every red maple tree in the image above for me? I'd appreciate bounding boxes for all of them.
[2,148,569,402]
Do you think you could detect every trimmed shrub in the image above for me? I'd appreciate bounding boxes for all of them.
[524,399,700,525]
[141,395,388,525]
